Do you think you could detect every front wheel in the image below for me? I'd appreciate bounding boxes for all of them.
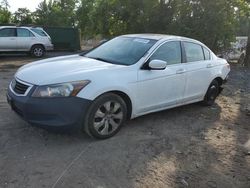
[83,93,127,139]
[202,80,220,106]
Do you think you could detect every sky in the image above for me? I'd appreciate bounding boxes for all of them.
[8,0,43,12]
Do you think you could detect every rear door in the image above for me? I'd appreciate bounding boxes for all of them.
[0,28,17,51]
[16,28,36,51]
[182,41,213,103]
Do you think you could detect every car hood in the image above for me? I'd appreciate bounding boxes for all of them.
[16,55,124,85]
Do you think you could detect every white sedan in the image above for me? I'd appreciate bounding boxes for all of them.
[7,34,230,139]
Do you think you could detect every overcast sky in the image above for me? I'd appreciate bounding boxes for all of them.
[8,0,43,12]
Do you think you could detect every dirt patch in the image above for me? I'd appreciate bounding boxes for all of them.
[0,59,249,188]
[0,52,78,69]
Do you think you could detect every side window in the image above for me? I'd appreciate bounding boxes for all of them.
[150,41,182,65]
[203,47,211,60]
[0,28,16,37]
[31,28,47,36]
[17,29,34,37]
[184,42,204,62]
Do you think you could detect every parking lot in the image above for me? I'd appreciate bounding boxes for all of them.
[0,53,250,188]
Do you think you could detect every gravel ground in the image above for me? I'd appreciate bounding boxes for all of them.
[0,54,250,188]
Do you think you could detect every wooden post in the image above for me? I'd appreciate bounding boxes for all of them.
[244,25,250,67]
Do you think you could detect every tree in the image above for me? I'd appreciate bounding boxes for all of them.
[34,0,77,27]
[76,0,241,52]
[1,0,9,9]
[12,8,33,24]
[76,0,94,37]
[242,0,250,67]
[168,0,238,52]
[0,0,11,24]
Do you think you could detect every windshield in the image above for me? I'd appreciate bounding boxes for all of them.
[31,28,48,37]
[84,37,157,66]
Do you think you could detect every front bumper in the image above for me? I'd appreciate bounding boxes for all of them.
[45,44,54,51]
[223,74,229,84]
[7,86,92,128]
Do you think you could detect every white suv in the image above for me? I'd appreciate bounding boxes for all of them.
[7,34,230,139]
[0,26,53,57]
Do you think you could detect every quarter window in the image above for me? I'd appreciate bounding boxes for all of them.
[150,41,182,65]
[17,28,34,37]
[184,42,204,62]
[203,47,211,60]
[0,28,16,37]
[31,28,47,36]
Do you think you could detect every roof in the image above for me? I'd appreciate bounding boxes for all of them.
[122,34,177,40]
[123,33,205,45]
[0,26,43,30]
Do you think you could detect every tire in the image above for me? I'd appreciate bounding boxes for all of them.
[202,80,220,106]
[83,93,127,139]
[31,45,45,58]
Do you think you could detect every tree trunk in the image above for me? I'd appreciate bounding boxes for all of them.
[244,26,250,67]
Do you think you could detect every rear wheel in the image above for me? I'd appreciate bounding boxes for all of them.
[83,93,127,139]
[31,45,45,58]
[202,80,220,106]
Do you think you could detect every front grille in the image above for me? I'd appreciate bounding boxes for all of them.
[11,79,30,95]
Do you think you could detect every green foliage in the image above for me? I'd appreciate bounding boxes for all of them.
[76,0,246,51]
[1,0,250,53]
[34,0,77,27]
[12,8,33,24]
[0,0,11,24]
[171,0,238,51]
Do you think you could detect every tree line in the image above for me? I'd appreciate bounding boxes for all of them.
[0,0,250,56]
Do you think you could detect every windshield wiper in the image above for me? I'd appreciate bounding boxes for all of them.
[81,55,127,66]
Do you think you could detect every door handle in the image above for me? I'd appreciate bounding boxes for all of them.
[176,69,186,74]
[207,64,212,68]
[10,38,16,40]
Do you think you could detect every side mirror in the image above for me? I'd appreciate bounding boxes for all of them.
[148,59,167,70]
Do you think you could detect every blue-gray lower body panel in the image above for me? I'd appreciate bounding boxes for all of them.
[7,88,92,128]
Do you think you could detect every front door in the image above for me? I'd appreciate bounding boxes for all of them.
[0,28,17,51]
[136,41,186,115]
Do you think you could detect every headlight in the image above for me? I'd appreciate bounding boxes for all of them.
[32,80,90,98]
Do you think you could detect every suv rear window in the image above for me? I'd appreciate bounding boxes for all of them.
[31,28,47,37]
[17,28,34,37]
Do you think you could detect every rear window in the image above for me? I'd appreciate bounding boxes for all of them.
[31,28,47,37]
[203,47,211,60]
[183,42,205,62]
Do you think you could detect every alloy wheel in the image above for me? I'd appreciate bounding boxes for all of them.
[33,48,43,57]
[93,101,124,136]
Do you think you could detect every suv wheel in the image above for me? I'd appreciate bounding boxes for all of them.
[202,80,219,106]
[31,45,45,58]
[84,93,127,139]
